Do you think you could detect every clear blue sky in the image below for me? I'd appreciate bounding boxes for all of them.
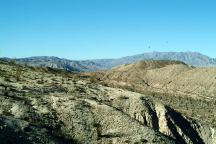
[0,0,215,60]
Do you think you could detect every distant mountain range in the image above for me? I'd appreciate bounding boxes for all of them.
[2,52,216,72]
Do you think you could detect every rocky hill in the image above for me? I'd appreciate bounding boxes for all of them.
[2,52,216,72]
[99,60,216,100]
[93,60,216,129]
[0,60,215,143]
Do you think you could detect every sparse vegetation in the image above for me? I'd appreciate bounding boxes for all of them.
[89,73,98,83]
[15,66,23,81]
[0,59,215,144]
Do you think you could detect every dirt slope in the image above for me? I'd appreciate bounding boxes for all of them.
[99,60,216,99]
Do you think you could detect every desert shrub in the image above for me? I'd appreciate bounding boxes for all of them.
[4,76,11,82]
[141,139,148,143]
[37,79,44,84]
[89,74,98,83]
[119,95,129,100]
[15,66,23,81]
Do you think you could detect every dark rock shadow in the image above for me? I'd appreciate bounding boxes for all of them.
[141,97,159,130]
[0,117,30,144]
[166,106,204,144]
[0,116,79,144]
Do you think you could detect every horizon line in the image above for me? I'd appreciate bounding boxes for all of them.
[1,51,214,61]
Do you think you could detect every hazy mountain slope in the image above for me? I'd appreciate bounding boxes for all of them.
[0,60,215,143]
[90,51,216,69]
[116,52,216,67]
[2,52,216,72]
[2,56,103,72]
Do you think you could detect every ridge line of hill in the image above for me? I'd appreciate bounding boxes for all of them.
[1,51,216,72]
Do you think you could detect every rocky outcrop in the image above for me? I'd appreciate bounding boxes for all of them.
[100,88,216,144]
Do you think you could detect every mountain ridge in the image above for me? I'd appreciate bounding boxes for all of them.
[2,51,216,72]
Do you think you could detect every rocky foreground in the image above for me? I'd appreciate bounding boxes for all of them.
[0,60,215,144]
